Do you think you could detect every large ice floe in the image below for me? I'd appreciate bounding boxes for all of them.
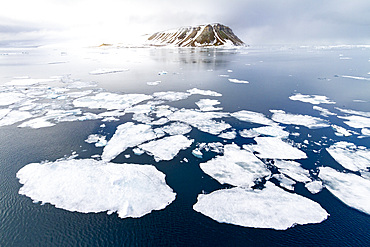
[101,123,158,161]
[16,159,176,218]
[289,93,336,105]
[326,141,370,172]
[271,110,330,129]
[319,167,370,215]
[246,137,307,159]
[338,115,370,129]
[199,144,270,187]
[139,135,193,162]
[193,182,328,230]
[231,110,275,126]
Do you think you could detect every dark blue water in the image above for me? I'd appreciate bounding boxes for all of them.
[0,45,369,246]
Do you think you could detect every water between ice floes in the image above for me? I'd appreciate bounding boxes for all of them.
[0,45,369,246]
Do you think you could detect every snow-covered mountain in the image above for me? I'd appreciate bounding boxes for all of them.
[146,23,245,47]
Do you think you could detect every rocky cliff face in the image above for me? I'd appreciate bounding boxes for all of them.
[147,23,245,47]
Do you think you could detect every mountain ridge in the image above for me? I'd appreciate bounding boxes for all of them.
[146,23,245,47]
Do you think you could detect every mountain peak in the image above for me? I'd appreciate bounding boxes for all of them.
[147,23,245,47]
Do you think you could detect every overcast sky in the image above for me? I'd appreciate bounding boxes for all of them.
[1,0,370,47]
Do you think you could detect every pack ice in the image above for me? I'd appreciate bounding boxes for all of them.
[193,182,328,230]
[16,159,176,218]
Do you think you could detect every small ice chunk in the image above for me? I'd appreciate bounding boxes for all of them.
[289,93,336,105]
[193,182,328,230]
[187,88,222,97]
[161,122,192,135]
[227,70,233,73]
[199,144,270,187]
[305,181,323,194]
[133,148,145,155]
[326,141,370,172]
[319,167,370,215]
[231,110,275,126]
[249,137,307,159]
[73,92,152,110]
[271,111,330,129]
[218,130,237,139]
[228,78,249,84]
[139,135,193,162]
[89,68,129,75]
[147,81,161,86]
[101,123,157,161]
[16,159,176,218]
[85,134,107,147]
[338,115,370,129]
[313,106,336,117]
[192,148,203,158]
[195,99,222,111]
[361,128,370,136]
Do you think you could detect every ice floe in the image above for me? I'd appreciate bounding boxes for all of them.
[101,123,158,161]
[240,125,290,139]
[147,81,161,86]
[326,141,370,172]
[305,181,323,194]
[246,137,307,159]
[331,125,353,137]
[228,78,249,84]
[239,129,260,138]
[199,144,270,187]
[273,160,311,183]
[187,88,222,97]
[138,135,193,162]
[289,93,336,105]
[319,167,370,215]
[153,91,190,102]
[85,134,107,147]
[338,115,370,129]
[335,107,370,117]
[73,92,152,110]
[313,106,336,117]
[193,182,328,230]
[218,130,237,139]
[5,78,58,86]
[341,75,370,81]
[17,159,176,218]
[89,68,129,75]
[231,110,275,126]
[271,110,330,129]
[0,110,33,127]
[272,174,296,191]
[161,122,192,135]
[168,109,230,135]
[195,99,222,111]
[0,92,26,106]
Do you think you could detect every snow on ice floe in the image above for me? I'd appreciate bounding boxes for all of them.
[193,182,328,230]
[195,99,222,111]
[319,167,370,215]
[0,92,26,106]
[231,110,275,126]
[168,109,230,135]
[313,106,336,117]
[73,92,152,110]
[16,159,176,218]
[101,122,158,161]
[228,78,249,84]
[138,135,193,162]
[338,115,370,129]
[271,110,330,129]
[289,93,336,105]
[273,160,311,183]
[89,68,129,75]
[305,181,323,194]
[199,144,270,187]
[326,141,370,172]
[161,122,192,135]
[246,137,307,159]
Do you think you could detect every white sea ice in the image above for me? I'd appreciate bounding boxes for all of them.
[18,117,55,128]
[239,129,260,138]
[218,130,237,139]
[132,147,145,155]
[326,141,370,172]
[161,122,192,135]
[85,134,107,147]
[361,128,370,136]
[17,159,176,218]
[338,115,370,129]
[251,125,290,138]
[101,123,158,161]
[192,148,203,158]
[0,92,26,106]
[341,75,370,81]
[231,110,276,126]
[195,99,222,111]
[89,68,129,75]
[248,137,307,160]
[187,88,222,97]
[147,81,161,86]
[305,181,323,194]
[319,167,370,215]
[271,111,330,129]
[331,125,353,137]
[289,93,336,105]
[168,109,230,135]
[273,160,311,183]
[0,110,33,127]
[199,144,270,187]
[138,135,193,162]
[73,92,152,110]
[6,78,57,86]
[313,106,336,117]
[335,107,370,118]
[193,182,328,230]
[152,91,190,102]
[272,174,296,191]
[228,78,249,84]
[0,109,11,119]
